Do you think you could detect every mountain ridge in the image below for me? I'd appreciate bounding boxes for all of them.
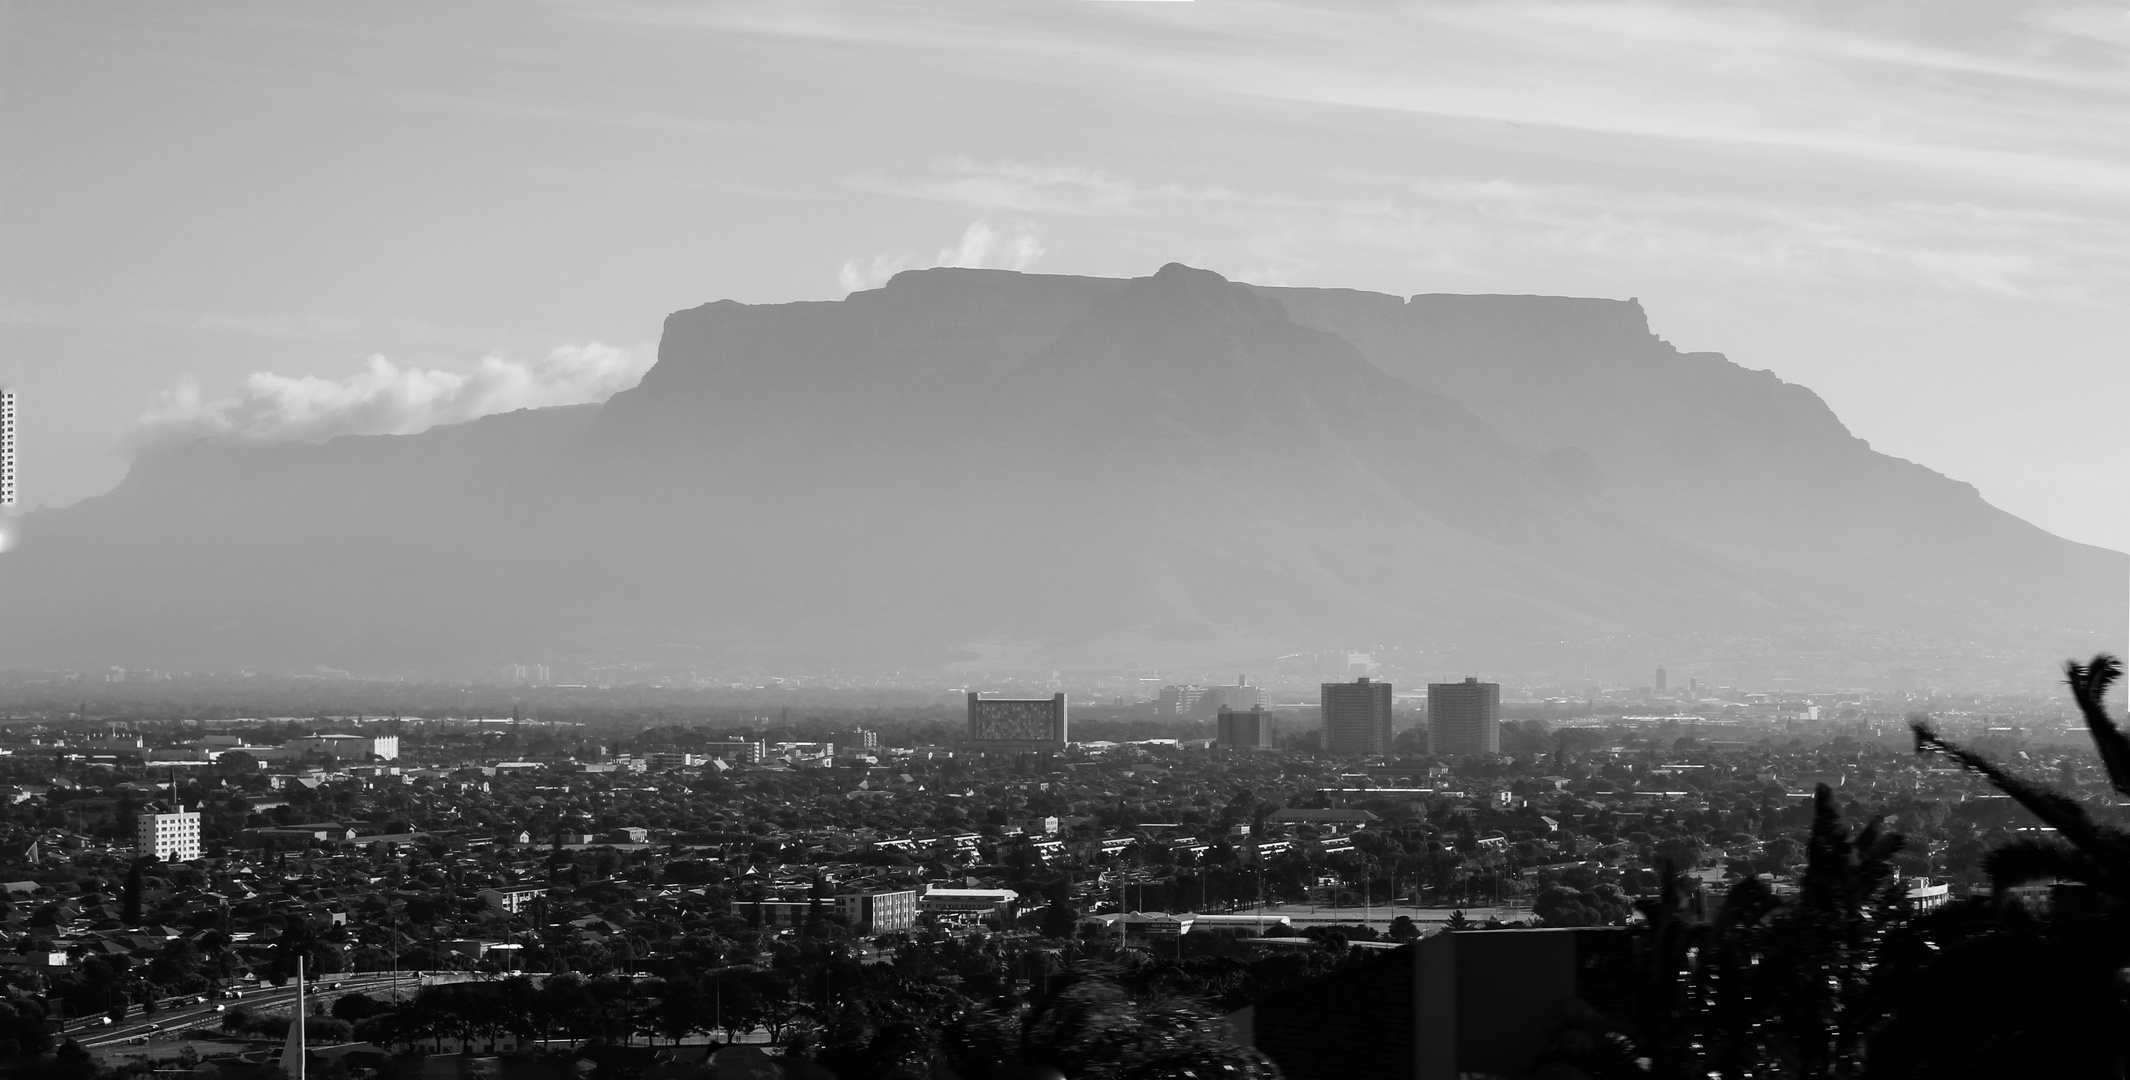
[2,264,2119,685]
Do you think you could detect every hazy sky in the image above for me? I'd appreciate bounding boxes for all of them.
[4,1,2127,554]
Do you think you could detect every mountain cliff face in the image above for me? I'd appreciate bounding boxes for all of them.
[2,264,2119,680]
[1260,287,2114,643]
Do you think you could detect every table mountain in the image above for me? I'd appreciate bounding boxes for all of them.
[2,264,2118,680]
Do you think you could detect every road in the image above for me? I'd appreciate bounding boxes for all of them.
[1234,901,1533,928]
[75,971,476,1049]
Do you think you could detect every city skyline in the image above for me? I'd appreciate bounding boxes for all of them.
[0,7,2124,1077]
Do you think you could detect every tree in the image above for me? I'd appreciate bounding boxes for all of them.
[649,977,702,1045]
[1757,784,1904,1075]
[1015,974,1279,1079]
[305,1018,353,1044]
[534,973,598,1046]
[1004,837,1046,882]
[1653,835,1702,872]
[708,969,765,1044]
[1869,655,2130,1078]
[120,861,144,927]
[1533,787,1901,1080]
[220,1006,253,1035]
[49,1039,98,1080]
[0,996,51,1058]
[331,993,381,1022]
[265,919,341,984]
[746,970,804,1044]
[806,874,828,927]
[147,936,203,994]
[1039,899,1079,941]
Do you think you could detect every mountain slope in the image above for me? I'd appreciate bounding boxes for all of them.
[0,264,2118,681]
[1260,286,2123,642]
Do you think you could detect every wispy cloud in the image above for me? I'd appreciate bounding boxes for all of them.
[0,294,68,327]
[854,158,2130,300]
[838,219,1047,293]
[1200,3,2130,199]
[193,312,445,341]
[1329,182,2130,301]
[552,0,2130,301]
[134,342,652,448]
[849,158,1288,218]
[390,90,772,138]
[581,0,2130,202]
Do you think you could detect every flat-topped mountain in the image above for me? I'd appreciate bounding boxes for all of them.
[2,264,2119,681]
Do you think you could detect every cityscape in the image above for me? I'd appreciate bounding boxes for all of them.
[5,4,2129,1080]
[0,662,2116,1077]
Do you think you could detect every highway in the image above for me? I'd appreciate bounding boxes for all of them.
[75,971,471,1049]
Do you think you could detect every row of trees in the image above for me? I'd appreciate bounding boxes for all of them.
[343,972,810,1049]
[327,948,1292,1079]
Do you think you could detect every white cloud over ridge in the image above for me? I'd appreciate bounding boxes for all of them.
[135,342,652,449]
[839,219,1046,293]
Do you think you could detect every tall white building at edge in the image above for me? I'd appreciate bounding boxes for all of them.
[1,389,15,507]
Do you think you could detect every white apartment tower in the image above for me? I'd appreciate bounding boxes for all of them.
[137,807,202,862]
[1,389,15,507]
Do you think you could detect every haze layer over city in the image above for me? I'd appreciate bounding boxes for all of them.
[2,5,2128,1080]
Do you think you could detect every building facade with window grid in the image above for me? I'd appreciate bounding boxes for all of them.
[1,390,15,507]
[136,809,202,862]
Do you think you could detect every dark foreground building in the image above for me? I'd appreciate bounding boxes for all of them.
[1232,928,1631,1080]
